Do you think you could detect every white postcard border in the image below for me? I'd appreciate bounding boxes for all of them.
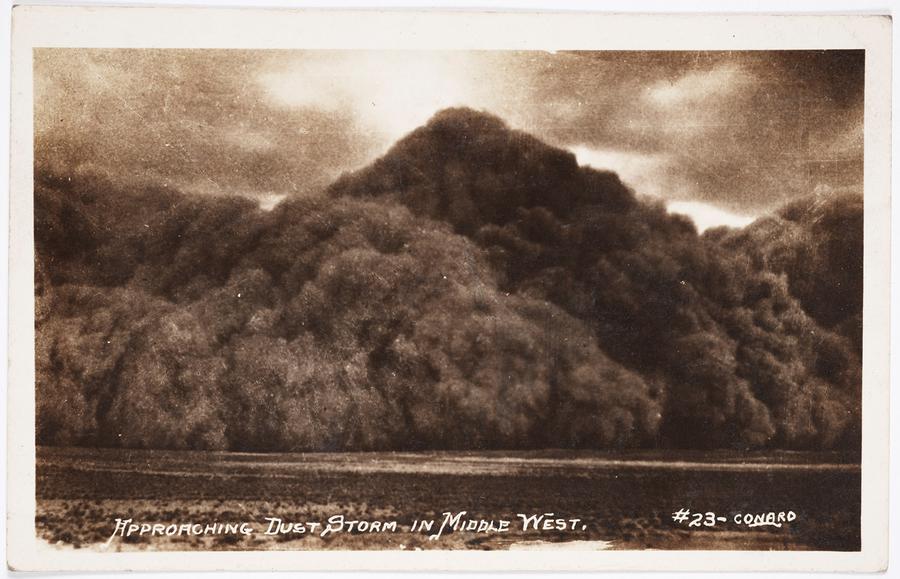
[7,7,891,572]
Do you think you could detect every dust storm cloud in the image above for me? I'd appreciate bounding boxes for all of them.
[34,50,864,452]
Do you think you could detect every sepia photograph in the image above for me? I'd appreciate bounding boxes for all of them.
[7,7,891,573]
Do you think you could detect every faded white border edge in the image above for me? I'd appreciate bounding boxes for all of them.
[6,7,892,572]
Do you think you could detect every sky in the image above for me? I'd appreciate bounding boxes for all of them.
[34,49,864,229]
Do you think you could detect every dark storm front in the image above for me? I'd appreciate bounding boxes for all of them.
[37,447,860,550]
[36,107,863,452]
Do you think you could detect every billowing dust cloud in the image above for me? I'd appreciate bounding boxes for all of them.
[35,109,862,451]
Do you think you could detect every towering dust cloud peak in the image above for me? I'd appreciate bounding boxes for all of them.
[36,108,861,452]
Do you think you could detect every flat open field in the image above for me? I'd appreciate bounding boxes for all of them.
[36,446,860,551]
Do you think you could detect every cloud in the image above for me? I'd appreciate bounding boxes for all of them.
[259,52,489,143]
[666,201,755,232]
[34,49,378,202]
[34,108,861,451]
[570,145,672,199]
[502,52,864,213]
[34,49,864,216]
[645,64,745,106]
[258,193,287,211]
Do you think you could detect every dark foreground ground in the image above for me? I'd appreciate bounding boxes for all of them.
[36,446,860,551]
